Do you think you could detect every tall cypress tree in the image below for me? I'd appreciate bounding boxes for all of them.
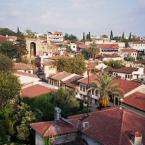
[110,30,113,40]
[122,32,125,41]
[129,32,132,41]
[83,32,86,42]
[88,32,91,40]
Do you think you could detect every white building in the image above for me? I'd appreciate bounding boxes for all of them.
[129,42,145,53]
[47,32,63,44]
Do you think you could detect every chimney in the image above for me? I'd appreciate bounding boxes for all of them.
[54,107,61,121]
[134,131,143,145]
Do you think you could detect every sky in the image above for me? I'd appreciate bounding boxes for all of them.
[0,0,145,38]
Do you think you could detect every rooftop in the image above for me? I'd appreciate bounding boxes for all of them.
[22,84,54,98]
[123,92,145,112]
[31,107,145,145]
[50,71,73,81]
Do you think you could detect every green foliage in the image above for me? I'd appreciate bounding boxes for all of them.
[91,73,122,107]
[124,56,135,61]
[81,49,90,60]
[0,72,21,109]
[24,87,80,120]
[0,41,17,58]
[89,42,99,60]
[15,34,27,61]
[104,60,124,68]
[24,94,54,121]
[64,33,78,42]
[1,98,36,143]
[0,28,16,36]
[25,29,36,38]
[55,54,86,75]
[110,30,114,40]
[0,53,13,72]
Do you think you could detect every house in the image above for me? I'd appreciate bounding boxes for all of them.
[129,41,145,53]
[31,107,145,145]
[42,60,57,78]
[78,74,99,104]
[106,67,144,80]
[47,32,63,44]
[98,44,119,55]
[15,71,40,87]
[120,48,138,60]
[0,35,17,42]
[122,92,145,114]
[13,63,34,74]
[47,71,77,89]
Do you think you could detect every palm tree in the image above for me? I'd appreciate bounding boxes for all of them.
[87,73,122,108]
[89,42,100,60]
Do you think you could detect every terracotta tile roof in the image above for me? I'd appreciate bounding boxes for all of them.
[50,71,72,81]
[69,107,145,145]
[78,74,98,85]
[97,44,118,49]
[114,79,141,95]
[106,67,138,74]
[22,84,54,98]
[87,61,98,70]
[31,108,145,145]
[63,75,83,89]
[121,48,137,53]
[123,92,145,112]
[31,120,78,137]
[13,63,33,70]
[49,55,70,61]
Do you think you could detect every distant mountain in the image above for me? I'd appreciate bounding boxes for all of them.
[0,28,16,36]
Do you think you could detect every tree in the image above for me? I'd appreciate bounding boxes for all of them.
[24,88,80,120]
[89,42,100,60]
[0,41,17,58]
[128,32,132,41]
[83,32,86,42]
[103,60,124,68]
[51,88,79,117]
[55,54,86,75]
[89,73,122,107]
[0,28,16,36]
[110,30,114,40]
[81,49,90,60]
[15,34,27,61]
[1,98,35,143]
[122,32,125,41]
[0,53,13,72]
[0,72,21,109]
[25,29,36,38]
[64,33,78,42]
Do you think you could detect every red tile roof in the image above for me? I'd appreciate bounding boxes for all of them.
[31,107,145,145]
[78,74,98,85]
[50,71,72,81]
[22,84,54,98]
[31,120,78,137]
[123,92,145,112]
[106,67,138,74]
[97,44,118,49]
[13,63,33,70]
[69,107,145,145]
[121,48,137,53]
[114,79,141,95]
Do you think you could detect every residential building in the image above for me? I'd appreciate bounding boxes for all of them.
[120,48,138,60]
[31,107,145,145]
[106,67,144,80]
[129,42,145,53]
[13,63,34,74]
[47,32,63,44]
